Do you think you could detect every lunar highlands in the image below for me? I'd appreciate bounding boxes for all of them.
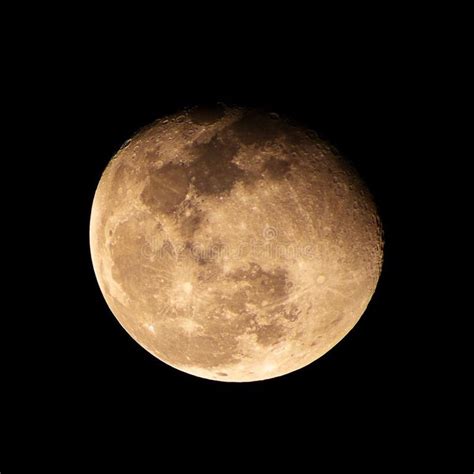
[90,106,383,382]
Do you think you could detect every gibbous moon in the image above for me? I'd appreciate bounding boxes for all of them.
[90,105,383,382]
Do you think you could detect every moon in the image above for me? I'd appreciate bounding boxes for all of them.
[90,105,383,382]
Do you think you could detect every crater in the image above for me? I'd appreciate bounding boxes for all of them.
[283,304,301,322]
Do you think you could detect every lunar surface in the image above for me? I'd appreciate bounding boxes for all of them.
[90,105,383,382]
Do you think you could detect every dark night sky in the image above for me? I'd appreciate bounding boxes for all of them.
[9,22,451,464]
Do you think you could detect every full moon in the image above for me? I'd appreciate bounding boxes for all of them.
[90,105,383,382]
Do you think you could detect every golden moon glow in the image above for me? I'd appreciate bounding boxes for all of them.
[90,106,383,382]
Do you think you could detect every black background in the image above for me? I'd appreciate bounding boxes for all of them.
[13,20,446,461]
